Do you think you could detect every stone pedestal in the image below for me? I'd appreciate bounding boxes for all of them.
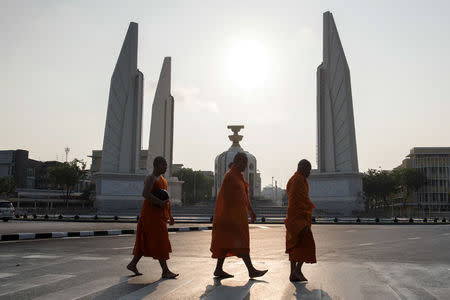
[94,172,146,215]
[308,172,364,216]
[94,173,183,215]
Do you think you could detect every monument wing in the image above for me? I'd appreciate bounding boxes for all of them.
[317,12,359,173]
[101,22,142,174]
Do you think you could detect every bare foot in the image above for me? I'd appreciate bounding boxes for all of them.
[249,269,268,278]
[127,263,143,276]
[213,270,234,278]
[162,270,179,279]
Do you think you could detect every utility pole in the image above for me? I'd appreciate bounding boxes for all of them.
[64,147,70,162]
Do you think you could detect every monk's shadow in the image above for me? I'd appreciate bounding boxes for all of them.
[200,277,267,300]
[291,282,333,300]
[92,275,169,299]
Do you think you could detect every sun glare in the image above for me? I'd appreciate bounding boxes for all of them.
[225,40,271,91]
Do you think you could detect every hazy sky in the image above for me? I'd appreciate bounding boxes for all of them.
[2,0,450,187]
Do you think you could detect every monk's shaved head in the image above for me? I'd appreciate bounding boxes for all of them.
[153,156,167,168]
[233,152,248,172]
[297,159,311,178]
[233,152,248,164]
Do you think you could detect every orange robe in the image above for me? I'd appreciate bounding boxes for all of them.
[210,165,251,258]
[284,172,316,263]
[133,175,172,260]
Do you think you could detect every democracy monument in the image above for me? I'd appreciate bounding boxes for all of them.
[92,11,363,216]
[93,22,182,215]
[308,12,364,215]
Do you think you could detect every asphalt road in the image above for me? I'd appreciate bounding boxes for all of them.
[0,224,449,299]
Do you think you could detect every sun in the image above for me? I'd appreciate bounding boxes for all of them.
[225,40,271,91]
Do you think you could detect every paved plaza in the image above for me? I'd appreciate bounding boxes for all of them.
[0,223,449,299]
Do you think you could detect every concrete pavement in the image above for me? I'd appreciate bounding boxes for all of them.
[0,224,449,299]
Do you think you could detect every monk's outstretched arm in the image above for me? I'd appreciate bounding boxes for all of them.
[142,175,167,207]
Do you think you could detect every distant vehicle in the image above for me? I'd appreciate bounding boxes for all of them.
[0,200,15,222]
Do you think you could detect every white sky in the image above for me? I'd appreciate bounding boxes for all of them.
[1,0,450,187]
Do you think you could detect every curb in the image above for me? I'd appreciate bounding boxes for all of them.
[0,226,213,242]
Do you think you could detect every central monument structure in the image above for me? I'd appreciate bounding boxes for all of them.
[94,23,181,215]
[308,12,364,215]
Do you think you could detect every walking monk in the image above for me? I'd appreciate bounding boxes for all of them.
[127,156,178,279]
[210,152,268,278]
[284,159,316,282]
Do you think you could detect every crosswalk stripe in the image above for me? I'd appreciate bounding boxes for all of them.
[33,276,128,300]
[23,255,61,259]
[71,256,110,261]
[359,243,374,246]
[408,237,421,240]
[0,273,16,279]
[0,274,74,296]
[113,246,133,250]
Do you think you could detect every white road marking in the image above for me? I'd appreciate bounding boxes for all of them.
[0,273,16,279]
[112,246,133,250]
[52,232,68,238]
[0,254,15,258]
[344,230,356,232]
[34,276,129,300]
[19,233,36,240]
[107,229,121,235]
[80,231,94,236]
[407,237,421,240]
[257,225,270,229]
[0,274,74,296]
[23,255,61,259]
[72,256,110,261]
[359,243,374,246]
[169,232,177,235]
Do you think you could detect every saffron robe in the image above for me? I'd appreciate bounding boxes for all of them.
[284,172,316,263]
[210,165,251,258]
[133,175,172,260]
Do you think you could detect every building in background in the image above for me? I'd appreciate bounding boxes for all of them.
[261,184,286,206]
[400,147,450,214]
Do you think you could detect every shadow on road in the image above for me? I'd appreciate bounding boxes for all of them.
[92,275,164,299]
[200,278,267,299]
[292,282,333,300]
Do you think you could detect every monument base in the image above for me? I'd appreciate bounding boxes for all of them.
[94,173,184,215]
[308,171,364,216]
[94,172,146,215]
[166,177,183,206]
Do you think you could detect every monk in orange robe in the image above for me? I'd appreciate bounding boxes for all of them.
[127,156,178,279]
[210,152,268,278]
[284,159,316,282]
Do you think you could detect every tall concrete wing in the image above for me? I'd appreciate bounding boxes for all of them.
[317,12,358,173]
[147,57,174,176]
[101,22,143,174]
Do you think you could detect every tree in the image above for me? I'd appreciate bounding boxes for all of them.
[0,177,16,197]
[172,168,214,205]
[363,169,398,214]
[48,159,87,207]
[393,167,426,215]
